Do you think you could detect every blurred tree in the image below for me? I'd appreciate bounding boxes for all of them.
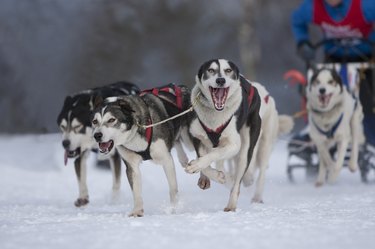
[239,0,260,79]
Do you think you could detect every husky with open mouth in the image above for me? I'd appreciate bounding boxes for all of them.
[185,59,294,211]
[57,81,140,207]
[91,84,192,217]
[306,67,364,186]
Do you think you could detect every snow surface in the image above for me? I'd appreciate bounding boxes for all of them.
[0,134,374,249]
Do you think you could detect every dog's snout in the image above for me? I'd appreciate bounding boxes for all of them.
[216,77,226,86]
[319,88,326,95]
[62,140,70,149]
[94,132,103,142]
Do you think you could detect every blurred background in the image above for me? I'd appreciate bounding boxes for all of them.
[0,0,309,133]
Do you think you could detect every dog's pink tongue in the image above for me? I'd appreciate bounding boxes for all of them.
[216,88,226,102]
[99,141,111,151]
[214,88,227,109]
[64,151,68,166]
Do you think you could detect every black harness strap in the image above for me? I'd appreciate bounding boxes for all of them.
[135,119,153,161]
[312,113,344,139]
[235,76,256,130]
[199,117,232,148]
[140,83,183,110]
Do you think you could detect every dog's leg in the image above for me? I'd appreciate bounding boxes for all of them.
[185,135,241,174]
[174,140,189,168]
[109,150,122,201]
[252,129,274,203]
[74,151,89,207]
[348,108,364,172]
[195,146,225,189]
[315,143,331,187]
[117,146,144,217]
[242,136,260,187]
[225,118,261,211]
[151,141,179,209]
[329,139,349,183]
[224,127,251,211]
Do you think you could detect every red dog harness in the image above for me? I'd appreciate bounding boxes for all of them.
[137,84,184,159]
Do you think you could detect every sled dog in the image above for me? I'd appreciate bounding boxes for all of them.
[57,81,140,207]
[185,59,293,211]
[91,84,191,217]
[306,67,364,186]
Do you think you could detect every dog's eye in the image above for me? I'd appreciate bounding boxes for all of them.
[207,69,215,74]
[224,68,232,73]
[108,118,116,123]
[92,119,98,125]
[60,125,66,131]
[73,125,83,132]
[328,80,334,85]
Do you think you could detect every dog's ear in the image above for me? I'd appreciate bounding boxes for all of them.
[117,98,135,114]
[93,95,104,109]
[63,95,73,107]
[227,60,240,80]
[331,68,344,93]
[310,64,319,76]
[308,67,322,92]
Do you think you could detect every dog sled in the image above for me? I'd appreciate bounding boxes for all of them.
[285,38,375,183]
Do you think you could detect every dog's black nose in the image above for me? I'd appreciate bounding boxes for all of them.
[216,77,226,86]
[94,132,103,142]
[319,88,326,95]
[62,140,70,149]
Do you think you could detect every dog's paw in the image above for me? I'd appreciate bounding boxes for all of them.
[327,169,340,183]
[128,209,144,217]
[185,159,203,174]
[217,171,226,184]
[74,197,89,207]
[251,196,264,204]
[315,181,324,187]
[223,206,236,212]
[348,161,358,173]
[197,175,211,190]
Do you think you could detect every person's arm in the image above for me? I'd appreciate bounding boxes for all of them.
[291,0,315,61]
[291,0,314,45]
[362,0,375,43]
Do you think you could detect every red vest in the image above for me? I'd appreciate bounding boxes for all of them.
[313,0,372,38]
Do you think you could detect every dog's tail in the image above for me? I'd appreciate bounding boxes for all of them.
[278,115,294,136]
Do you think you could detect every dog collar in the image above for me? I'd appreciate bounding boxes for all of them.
[312,113,344,139]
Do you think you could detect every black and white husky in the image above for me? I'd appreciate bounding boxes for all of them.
[57,81,140,207]
[185,59,293,211]
[91,84,192,217]
[306,68,364,186]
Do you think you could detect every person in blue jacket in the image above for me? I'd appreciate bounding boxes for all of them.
[290,0,375,148]
[292,0,375,62]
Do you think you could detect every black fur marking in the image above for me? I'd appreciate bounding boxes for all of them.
[198,59,219,81]
[227,61,240,80]
[309,67,343,93]
[197,59,240,82]
[113,150,122,182]
[58,81,140,130]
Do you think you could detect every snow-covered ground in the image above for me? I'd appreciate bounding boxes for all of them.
[0,134,374,249]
